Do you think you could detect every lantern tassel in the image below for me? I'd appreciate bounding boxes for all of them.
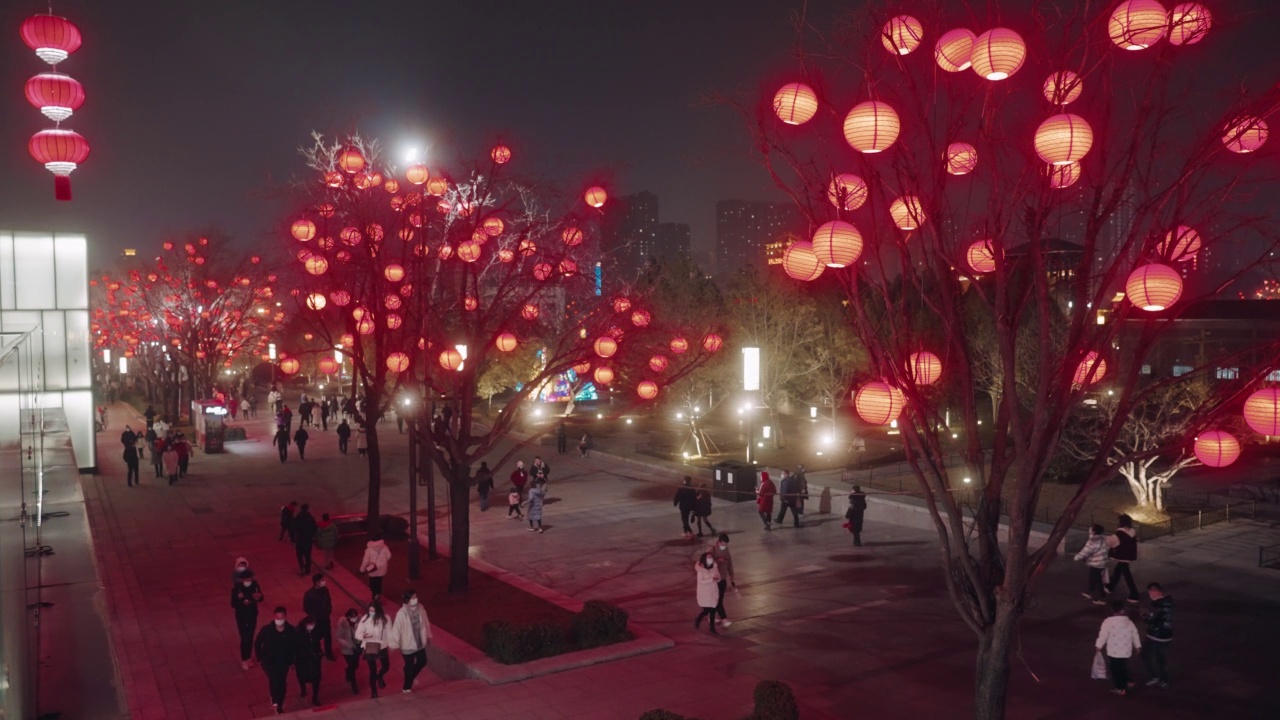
[55,176,71,201]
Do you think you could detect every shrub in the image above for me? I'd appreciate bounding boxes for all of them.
[572,600,631,648]
[482,620,566,664]
[752,680,798,720]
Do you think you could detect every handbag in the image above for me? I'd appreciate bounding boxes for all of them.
[1090,651,1108,680]
[363,640,382,656]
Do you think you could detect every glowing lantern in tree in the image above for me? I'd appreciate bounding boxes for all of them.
[1159,225,1201,262]
[366,224,384,242]
[304,256,329,275]
[398,228,415,242]
[438,245,453,260]
[1043,71,1083,105]
[458,241,482,263]
[594,366,615,385]
[291,218,316,241]
[826,174,868,211]
[519,239,538,256]
[613,296,633,314]
[843,101,900,154]
[594,336,618,358]
[1194,430,1240,467]
[584,186,608,208]
[562,227,584,246]
[439,349,463,371]
[573,360,592,375]
[631,309,651,327]
[381,264,405,282]
[889,195,926,230]
[934,28,976,72]
[772,82,818,125]
[305,292,327,310]
[380,352,409,374]
[1073,351,1108,386]
[908,351,943,386]
[782,240,824,281]
[854,381,906,425]
[357,318,376,335]
[1108,0,1169,51]
[324,172,344,188]
[337,146,365,174]
[25,72,85,122]
[882,15,924,55]
[29,128,89,201]
[463,296,477,311]
[1035,114,1094,165]
[385,314,403,330]
[317,203,335,218]
[970,28,1026,80]
[426,176,449,196]
[966,239,999,274]
[559,259,578,276]
[21,13,82,65]
[521,304,540,320]
[1243,388,1280,435]
[498,249,515,263]
[383,179,399,193]
[406,164,429,184]
[702,333,724,352]
[669,337,690,355]
[317,357,339,375]
[637,381,659,400]
[1047,161,1083,189]
[533,262,553,280]
[813,221,863,268]
[331,290,351,307]
[1222,116,1268,154]
[1126,263,1183,311]
[491,144,512,164]
[341,333,354,347]
[279,358,301,375]
[483,217,505,236]
[340,227,362,245]
[385,295,403,310]
[1169,2,1211,45]
[495,333,518,352]
[649,355,669,372]
[945,142,978,175]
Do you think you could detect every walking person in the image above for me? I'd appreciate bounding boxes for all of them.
[315,513,339,570]
[174,433,191,478]
[254,606,297,714]
[293,504,318,575]
[150,431,165,478]
[134,431,147,463]
[693,487,716,537]
[274,426,290,463]
[120,425,137,450]
[294,426,309,460]
[279,501,298,542]
[320,397,330,431]
[578,432,591,457]
[1106,514,1141,603]
[507,486,523,520]
[673,476,698,540]
[510,461,528,500]
[144,404,157,429]
[710,533,736,627]
[163,441,181,485]
[303,573,335,660]
[355,601,391,699]
[123,442,140,487]
[232,556,253,584]
[531,456,551,483]
[390,589,433,694]
[294,616,323,706]
[527,478,547,533]
[335,608,363,695]
[360,535,391,599]
[476,462,494,511]
[693,551,722,635]
[232,569,264,670]
[846,486,868,546]
[1095,600,1142,696]
[1074,524,1110,605]
[336,419,351,454]
[1141,582,1174,689]
[775,470,802,528]
[756,471,776,531]
[556,421,568,455]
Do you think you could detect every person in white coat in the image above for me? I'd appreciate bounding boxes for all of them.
[360,535,392,599]
[1095,600,1142,695]
[693,551,722,635]
[354,601,391,698]
[1073,524,1109,604]
[389,589,433,693]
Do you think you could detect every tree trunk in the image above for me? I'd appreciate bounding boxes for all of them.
[973,600,1020,720]
[365,423,382,525]
[447,469,471,594]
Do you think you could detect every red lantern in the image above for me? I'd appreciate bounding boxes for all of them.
[305,292,327,311]
[934,28,976,72]
[21,14,82,65]
[889,195,926,231]
[533,262,553,280]
[702,334,724,353]
[945,142,978,176]
[330,291,352,309]
[383,179,399,194]
[1108,0,1169,51]
[439,349,463,371]
[782,241,824,281]
[1159,226,1201,262]
[304,256,329,276]
[357,318,376,335]
[386,352,410,373]
[854,382,906,425]
[1223,116,1268,154]
[966,240,998,274]
[318,357,339,375]
[613,296,633,314]
[463,296,477,311]
[1169,3,1211,45]
[1073,351,1107,386]
[669,337,689,355]
[826,174,868,211]
[584,186,608,208]
[562,227,584,246]
[637,381,659,400]
[1243,388,1280,436]
[340,333,355,347]
[1047,161,1082,189]
[970,28,1026,80]
[519,239,538,256]
[385,313,403,330]
[337,146,365,174]
[772,82,818,125]
[383,264,405,282]
[908,351,942,386]
[559,259,578,276]
[573,360,592,375]
[593,366,615,385]
[1036,114,1094,165]
[1194,430,1240,467]
[25,72,84,122]
[291,218,316,242]
[631,309,651,327]
[405,164,429,184]
[594,336,618,358]
[279,358,301,375]
[426,176,449,196]
[29,128,89,201]
[843,101,900,154]
[812,221,864,268]
[649,355,669,373]
[1043,71,1083,105]
[491,144,512,164]
[521,304,540,321]
[881,15,924,55]
[458,241,482,263]
[495,333,518,352]
[483,217,505,236]
[1126,263,1183,311]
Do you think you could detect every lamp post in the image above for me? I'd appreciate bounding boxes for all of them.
[743,347,760,464]
[268,342,278,384]
[405,394,420,580]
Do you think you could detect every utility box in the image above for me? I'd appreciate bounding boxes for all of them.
[712,461,756,503]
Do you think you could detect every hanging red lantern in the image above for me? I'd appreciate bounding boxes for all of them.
[854,382,906,425]
[702,334,724,353]
[337,146,365,174]
[340,333,355,347]
[1159,225,1201,262]
[439,349,463,371]
[533,262,553,280]
[491,144,512,164]
[843,101,900,154]
[498,248,515,263]
[772,82,818,125]
[1126,263,1183,311]
[593,366,615,385]
[649,355,669,373]
[1073,351,1108,386]
[458,241,482,263]
[934,28,976,72]
[1043,71,1083,105]
[826,174,868,211]
[812,221,863,268]
[889,195,926,230]
[426,176,449,196]
[463,295,477,311]
[1243,388,1280,436]
[945,142,978,175]
[613,297,633,314]
[1108,0,1169,51]
[637,381,659,400]
[584,186,608,208]
[385,314,403,330]
[357,318,376,335]
[782,240,824,281]
[279,358,301,375]
[521,304,540,320]
[908,352,943,386]
[882,15,924,55]
[669,337,690,355]
[291,218,316,242]
[495,333,518,352]
[1223,116,1268,154]
[573,360,592,375]
[483,217,505,236]
[966,240,998,274]
[1169,2,1211,45]
[1046,161,1083,189]
[1193,430,1240,467]
[594,336,618,358]
[519,239,538,256]
[970,28,1026,80]
[21,13,82,65]
[25,72,84,122]
[305,293,327,310]
[304,256,329,276]
[562,227,585,246]
[383,179,399,194]
[386,352,410,373]
[29,128,89,201]
[318,357,339,375]
[631,309,651,327]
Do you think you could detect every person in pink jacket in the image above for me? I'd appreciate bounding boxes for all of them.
[755,472,776,531]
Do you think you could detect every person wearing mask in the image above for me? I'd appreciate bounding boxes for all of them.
[120,425,137,450]
[274,426,290,463]
[1141,582,1174,689]
[293,504,319,575]
[710,533,736,627]
[1106,514,1141,603]
[254,606,296,714]
[294,616,323,706]
[294,426,310,460]
[475,462,494,512]
[335,608,363,695]
[1073,524,1110,605]
[693,551,722,635]
[360,535,392,599]
[279,501,298,542]
[692,487,716,537]
[846,486,868,546]
[1095,600,1142,696]
[354,601,391,698]
[526,478,547,533]
[756,472,776,531]
[336,419,352,454]
[163,440,181,485]
[123,440,140,487]
[509,461,528,500]
[303,573,335,661]
[673,476,698,540]
[232,569,264,670]
[390,589,433,693]
[315,513,339,570]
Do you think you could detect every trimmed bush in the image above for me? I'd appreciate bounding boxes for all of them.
[572,599,631,649]
[752,680,799,720]
[482,620,566,664]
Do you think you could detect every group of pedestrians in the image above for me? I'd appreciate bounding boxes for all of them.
[120,417,191,487]
[553,421,592,457]
[502,456,551,532]
[673,476,717,539]
[279,501,340,575]
[753,467,809,531]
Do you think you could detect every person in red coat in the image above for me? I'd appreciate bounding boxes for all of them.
[509,461,528,500]
[756,472,776,531]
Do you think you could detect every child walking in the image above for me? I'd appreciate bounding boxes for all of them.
[507,487,523,519]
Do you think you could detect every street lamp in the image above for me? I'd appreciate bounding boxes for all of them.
[118,357,128,375]
[268,342,278,384]
[743,347,760,464]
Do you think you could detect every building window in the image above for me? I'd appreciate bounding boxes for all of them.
[1172,365,1193,377]
[1140,364,1151,375]
[1215,367,1239,380]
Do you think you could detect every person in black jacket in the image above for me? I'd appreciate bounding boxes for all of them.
[274,427,290,463]
[476,462,494,512]
[294,427,309,460]
[294,616,323,705]
[303,573,335,660]
[1106,514,1141,603]
[673,476,698,540]
[846,486,868,546]
[293,504,319,575]
[692,488,716,537]
[123,443,140,487]
[254,606,296,714]
[775,470,802,528]
[232,570,265,670]
[1141,582,1174,688]
[336,420,352,454]
[279,501,298,542]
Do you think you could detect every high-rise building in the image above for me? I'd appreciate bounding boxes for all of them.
[600,192,694,284]
[655,222,691,260]
[715,200,807,276]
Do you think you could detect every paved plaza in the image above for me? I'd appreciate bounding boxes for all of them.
[80,403,1280,719]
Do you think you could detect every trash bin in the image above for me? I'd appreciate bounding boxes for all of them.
[712,461,756,503]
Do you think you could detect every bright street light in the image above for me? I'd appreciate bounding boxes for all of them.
[742,347,760,392]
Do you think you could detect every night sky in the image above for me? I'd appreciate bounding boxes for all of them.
[0,0,849,269]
